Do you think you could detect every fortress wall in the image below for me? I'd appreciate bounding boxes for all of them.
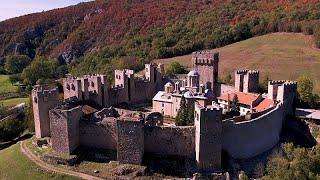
[130,80,152,103]
[144,126,195,158]
[79,120,117,150]
[222,104,284,159]
[117,120,144,165]
[217,84,235,96]
[109,88,128,105]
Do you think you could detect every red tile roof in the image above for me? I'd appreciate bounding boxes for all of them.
[218,92,260,106]
[254,98,274,112]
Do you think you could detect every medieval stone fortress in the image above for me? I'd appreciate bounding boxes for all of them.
[32,51,297,173]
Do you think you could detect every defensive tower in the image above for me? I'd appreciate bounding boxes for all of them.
[195,103,222,172]
[235,70,259,93]
[192,51,219,96]
[32,85,60,138]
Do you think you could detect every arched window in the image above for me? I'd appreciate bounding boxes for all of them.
[71,84,75,91]
[33,97,38,103]
[66,84,70,90]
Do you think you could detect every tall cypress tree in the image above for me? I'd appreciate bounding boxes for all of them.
[187,101,195,126]
[175,95,188,126]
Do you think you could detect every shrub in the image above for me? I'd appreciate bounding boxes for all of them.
[21,57,58,85]
[4,55,31,74]
[8,74,22,84]
[166,62,188,75]
[0,118,25,142]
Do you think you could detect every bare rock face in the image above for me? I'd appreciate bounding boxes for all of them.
[56,39,93,64]
[58,49,77,64]
[84,8,103,21]
[2,26,46,59]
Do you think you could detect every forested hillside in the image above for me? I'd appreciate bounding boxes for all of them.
[1,0,320,77]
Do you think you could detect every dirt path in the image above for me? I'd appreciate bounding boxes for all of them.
[20,141,104,180]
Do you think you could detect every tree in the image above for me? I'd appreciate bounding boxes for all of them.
[187,101,195,126]
[228,94,240,116]
[8,74,22,84]
[297,75,314,107]
[166,61,188,75]
[263,143,320,180]
[260,74,270,92]
[21,57,58,86]
[239,171,249,180]
[0,118,25,142]
[4,55,32,74]
[224,73,232,84]
[175,95,188,126]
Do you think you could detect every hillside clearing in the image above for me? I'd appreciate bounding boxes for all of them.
[0,75,18,94]
[154,33,320,93]
[0,97,29,107]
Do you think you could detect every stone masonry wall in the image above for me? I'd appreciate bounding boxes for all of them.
[222,103,284,159]
[117,119,144,165]
[32,86,60,138]
[144,126,195,158]
[79,119,117,150]
[50,106,82,154]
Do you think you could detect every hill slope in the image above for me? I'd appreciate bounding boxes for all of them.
[154,33,320,93]
[1,0,320,67]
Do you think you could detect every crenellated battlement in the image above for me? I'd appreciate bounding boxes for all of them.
[192,51,219,65]
[236,70,259,75]
[32,85,59,103]
[32,85,60,139]
[235,70,259,93]
[282,81,297,93]
[268,80,297,89]
[284,80,297,86]
[268,80,287,85]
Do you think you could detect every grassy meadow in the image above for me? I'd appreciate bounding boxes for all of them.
[0,97,30,107]
[0,142,76,180]
[155,33,320,93]
[0,75,19,94]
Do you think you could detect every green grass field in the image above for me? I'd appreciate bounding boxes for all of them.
[0,142,76,180]
[155,33,320,94]
[0,75,19,94]
[0,97,30,107]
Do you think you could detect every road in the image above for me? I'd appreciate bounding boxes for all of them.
[20,141,104,180]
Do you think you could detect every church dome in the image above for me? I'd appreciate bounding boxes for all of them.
[164,82,173,87]
[187,70,199,76]
[183,90,194,98]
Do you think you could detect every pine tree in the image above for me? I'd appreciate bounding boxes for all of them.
[175,96,188,126]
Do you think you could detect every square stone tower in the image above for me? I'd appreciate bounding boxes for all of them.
[268,80,297,115]
[63,76,83,101]
[32,85,60,138]
[192,51,219,96]
[49,106,83,154]
[194,103,222,172]
[235,70,259,93]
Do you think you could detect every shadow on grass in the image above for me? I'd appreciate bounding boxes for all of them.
[0,133,33,150]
